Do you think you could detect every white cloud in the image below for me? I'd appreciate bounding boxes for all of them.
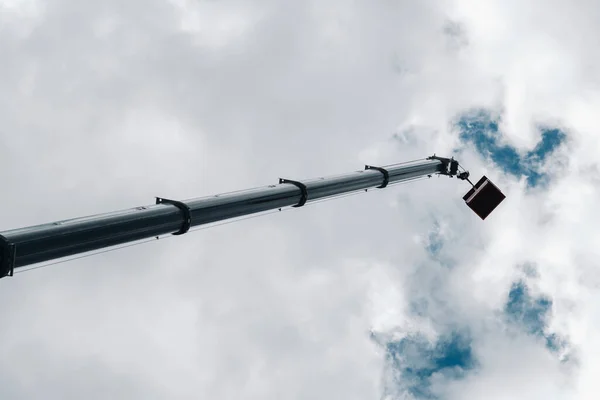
[167,0,263,49]
[2,0,600,398]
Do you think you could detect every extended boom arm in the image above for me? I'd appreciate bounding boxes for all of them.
[0,156,500,279]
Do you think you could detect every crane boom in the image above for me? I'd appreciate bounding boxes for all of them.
[0,155,501,279]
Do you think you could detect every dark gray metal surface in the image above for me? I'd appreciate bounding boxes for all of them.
[0,158,446,278]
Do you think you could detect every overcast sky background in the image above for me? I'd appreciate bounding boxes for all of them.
[1,0,599,399]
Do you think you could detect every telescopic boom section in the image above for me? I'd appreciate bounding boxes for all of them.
[0,157,461,278]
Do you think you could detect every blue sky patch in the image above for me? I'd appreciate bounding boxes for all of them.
[456,110,566,187]
[424,221,456,268]
[505,280,566,353]
[506,281,551,336]
[384,331,475,398]
[426,224,444,257]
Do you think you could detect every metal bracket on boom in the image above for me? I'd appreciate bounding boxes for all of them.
[364,165,389,188]
[427,155,459,176]
[427,154,475,187]
[155,197,192,235]
[279,178,308,207]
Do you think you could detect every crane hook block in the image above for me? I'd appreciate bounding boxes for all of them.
[155,197,192,235]
[462,176,505,220]
[279,179,308,207]
[364,165,389,188]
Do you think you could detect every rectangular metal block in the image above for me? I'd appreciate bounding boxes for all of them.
[463,176,505,220]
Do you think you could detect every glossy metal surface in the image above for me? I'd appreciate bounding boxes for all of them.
[0,159,444,277]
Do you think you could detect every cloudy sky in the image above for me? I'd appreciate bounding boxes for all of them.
[0,0,598,398]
